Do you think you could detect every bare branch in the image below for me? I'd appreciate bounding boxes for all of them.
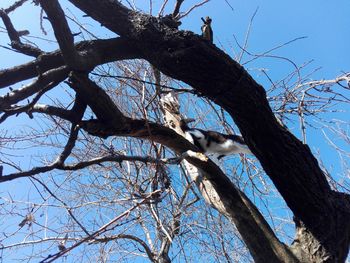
[0,38,140,89]
[41,190,162,263]
[0,152,178,183]
[92,234,156,262]
[3,0,29,14]
[0,96,86,183]
[293,73,350,93]
[172,0,184,18]
[237,7,259,63]
[177,0,210,20]
[22,92,85,123]
[0,78,62,123]
[0,65,69,111]
[62,155,172,170]
[242,36,308,66]
[158,0,169,16]
[0,9,42,57]
[30,104,76,121]
[0,164,57,183]
[39,0,85,70]
[0,237,79,250]
[31,177,91,236]
[55,124,80,166]
[68,72,126,124]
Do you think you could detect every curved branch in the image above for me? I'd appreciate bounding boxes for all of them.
[56,125,80,166]
[0,78,62,123]
[0,237,79,250]
[0,66,69,111]
[0,153,168,183]
[0,37,140,89]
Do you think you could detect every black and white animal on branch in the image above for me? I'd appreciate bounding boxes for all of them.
[201,16,213,43]
[180,119,251,159]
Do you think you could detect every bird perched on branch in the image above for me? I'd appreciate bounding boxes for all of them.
[180,119,251,159]
[201,16,213,43]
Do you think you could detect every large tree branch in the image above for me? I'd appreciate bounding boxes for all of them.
[67,72,126,125]
[40,0,86,70]
[0,38,140,89]
[172,0,184,18]
[0,65,69,111]
[3,0,29,14]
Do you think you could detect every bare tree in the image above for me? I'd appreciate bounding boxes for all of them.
[0,0,349,262]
